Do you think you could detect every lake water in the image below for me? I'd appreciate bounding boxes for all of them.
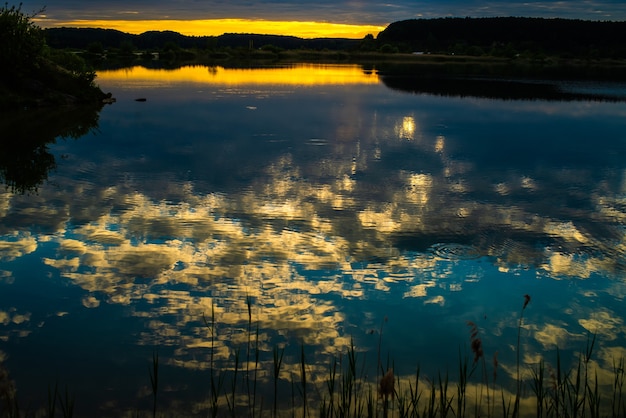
[1,63,626,417]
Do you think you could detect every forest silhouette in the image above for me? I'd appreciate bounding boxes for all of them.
[45,17,626,59]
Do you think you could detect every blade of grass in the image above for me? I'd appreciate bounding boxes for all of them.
[300,344,308,418]
[514,294,531,418]
[587,369,600,418]
[226,347,240,418]
[246,294,253,417]
[437,370,453,418]
[149,349,159,418]
[273,345,285,418]
[204,302,224,418]
[529,359,545,418]
[409,365,422,418]
[457,348,469,418]
[326,357,337,418]
[47,381,58,418]
[58,385,75,418]
[612,356,624,418]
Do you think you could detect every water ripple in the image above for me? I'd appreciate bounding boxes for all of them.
[429,242,482,260]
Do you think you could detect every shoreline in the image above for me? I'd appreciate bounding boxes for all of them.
[88,50,626,81]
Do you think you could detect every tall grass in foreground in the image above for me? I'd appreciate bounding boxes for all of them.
[138,293,625,418]
[1,294,626,417]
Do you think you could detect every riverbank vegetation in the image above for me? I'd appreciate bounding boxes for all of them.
[43,19,626,82]
[0,4,106,109]
[46,17,626,60]
[1,295,624,417]
[377,18,626,58]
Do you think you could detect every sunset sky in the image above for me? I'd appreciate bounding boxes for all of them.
[19,0,626,38]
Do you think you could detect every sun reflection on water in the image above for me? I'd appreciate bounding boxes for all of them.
[97,64,380,87]
[396,115,417,140]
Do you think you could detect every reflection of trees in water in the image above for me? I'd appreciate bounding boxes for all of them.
[0,105,102,193]
[377,65,626,102]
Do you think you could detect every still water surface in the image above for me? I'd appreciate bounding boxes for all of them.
[1,63,626,416]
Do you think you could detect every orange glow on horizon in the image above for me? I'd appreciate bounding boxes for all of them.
[96,64,380,86]
[36,18,385,39]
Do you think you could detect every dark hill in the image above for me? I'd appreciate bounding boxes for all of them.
[377,17,626,57]
[44,28,208,49]
[45,27,130,49]
[44,28,362,51]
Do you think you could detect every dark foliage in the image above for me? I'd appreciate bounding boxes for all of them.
[44,17,626,59]
[0,3,46,76]
[377,17,626,58]
[0,4,106,109]
[44,28,363,51]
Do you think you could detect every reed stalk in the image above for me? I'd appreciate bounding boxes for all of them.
[500,388,512,418]
[253,323,260,417]
[246,294,253,417]
[11,295,626,418]
[379,368,394,418]
[47,382,58,418]
[226,347,240,417]
[320,397,328,418]
[0,363,19,418]
[58,385,75,418]
[149,350,159,418]
[291,372,296,418]
[457,349,469,418]
[513,294,531,418]
[587,370,600,418]
[583,332,597,416]
[365,384,374,418]
[377,317,387,392]
[396,374,410,418]
[529,359,546,418]
[300,344,308,418]
[273,345,285,418]
[569,354,584,417]
[467,320,488,416]
[409,365,422,417]
[204,302,224,418]
[338,354,351,417]
[612,356,625,418]
[338,338,359,417]
[437,371,452,418]
[354,360,367,418]
[426,376,437,418]
[325,357,337,418]
[550,347,565,417]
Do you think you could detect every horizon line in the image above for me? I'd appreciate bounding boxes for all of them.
[34,18,387,39]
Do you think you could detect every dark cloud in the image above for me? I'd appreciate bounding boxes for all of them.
[22,0,626,24]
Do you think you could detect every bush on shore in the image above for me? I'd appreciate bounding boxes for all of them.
[0,3,106,109]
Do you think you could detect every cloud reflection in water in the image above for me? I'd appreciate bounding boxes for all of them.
[1,65,626,413]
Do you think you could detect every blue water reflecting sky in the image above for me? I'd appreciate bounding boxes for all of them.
[1,64,626,416]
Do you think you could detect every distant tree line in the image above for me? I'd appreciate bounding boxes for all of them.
[44,28,364,52]
[43,17,626,60]
[377,17,626,58]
